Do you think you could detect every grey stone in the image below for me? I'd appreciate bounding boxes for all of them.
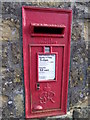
[72,2,89,19]
[69,40,89,107]
[73,107,90,118]
[2,2,22,21]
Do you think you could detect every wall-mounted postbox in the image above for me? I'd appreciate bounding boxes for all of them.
[22,6,72,118]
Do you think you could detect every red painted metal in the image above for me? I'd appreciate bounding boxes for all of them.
[22,6,72,118]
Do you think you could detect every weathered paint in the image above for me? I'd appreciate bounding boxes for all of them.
[22,6,72,118]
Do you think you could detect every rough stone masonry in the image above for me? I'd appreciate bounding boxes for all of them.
[0,1,90,119]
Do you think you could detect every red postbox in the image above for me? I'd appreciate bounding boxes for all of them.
[22,6,72,118]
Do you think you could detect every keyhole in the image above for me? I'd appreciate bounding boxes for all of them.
[37,83,40,90]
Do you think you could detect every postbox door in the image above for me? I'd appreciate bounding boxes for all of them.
[29,44,64,112]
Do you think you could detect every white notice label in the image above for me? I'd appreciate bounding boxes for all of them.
[38,54,55,81]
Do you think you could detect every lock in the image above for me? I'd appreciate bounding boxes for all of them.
[36,83,40,90]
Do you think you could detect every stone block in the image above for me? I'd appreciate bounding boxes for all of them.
[21,1,71,9]
[2,41,8,67]
[71,20,85,41]
[2,2,22,20]
[11,41,21,65]
[69,40,89,107]
[14,94,24,117]
[72,2,89,19]
[73,107,90,118]
[0,95,8,108]
[0,19,19,41]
